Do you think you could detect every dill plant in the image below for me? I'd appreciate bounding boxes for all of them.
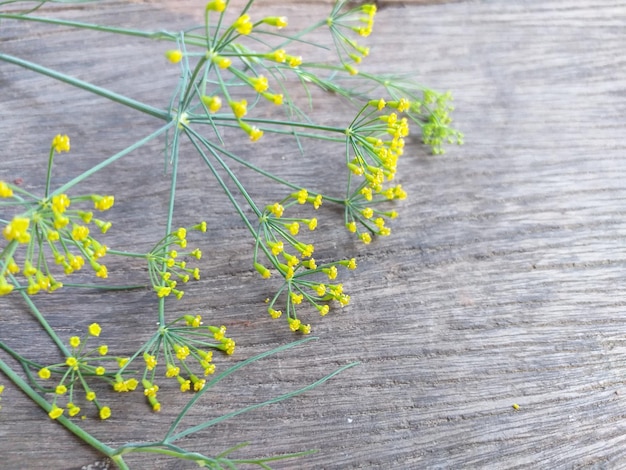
[0,0,462,468]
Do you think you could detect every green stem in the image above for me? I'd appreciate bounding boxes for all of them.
[54,122,174,194]
[0,53,169,121]
[163,337,318,440]
[210,115,345,135]
[184,128,258,236]
[0,13,175,41]
[44,147,54,198]
[11,275,69,356]
[169,361,359,441]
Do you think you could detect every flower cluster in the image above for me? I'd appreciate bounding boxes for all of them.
[163,1,304,143]
[419,90,464,154]
[126,315,235,411]
[254,189,322,283]
[340,102,411,242]
[253,193,356,332]
[359,75,463,155]
[326,2,377,74]
[265,256,356,334]
[38,323,123,420]
[146,222,206,300]
[0,135,113,296]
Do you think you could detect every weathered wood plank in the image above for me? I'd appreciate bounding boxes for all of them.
[2,0,626,469]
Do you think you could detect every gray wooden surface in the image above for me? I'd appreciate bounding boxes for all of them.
[2,0,626,468]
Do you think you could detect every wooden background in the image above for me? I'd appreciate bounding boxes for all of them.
[2,0,626,468]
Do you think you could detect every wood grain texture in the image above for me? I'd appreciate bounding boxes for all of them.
[2,0,626,468]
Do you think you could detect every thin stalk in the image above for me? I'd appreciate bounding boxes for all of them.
[0,13,175,41]
[163,336,317,440]
[209,114,345,135]
[0,53,169,121]
[169,361,359,441]
[184,128,259,234]
[54,122,174,194]
[11,275,69,356]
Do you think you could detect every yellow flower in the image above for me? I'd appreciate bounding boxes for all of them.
[55,385,67,395]
[221,338,236,355]
[184,314,203,327]
[269,49,287,63]
[99,406,111,420]
[254,262,271,278]
[268,240,284,256]
[201,95,222,113]
[92,195,115,211]
[114,381,128,393]
[288,55,302,67]
[98,345,108,355]
[288,318,301,332]
[66,357,78,368]
[143,353,157,370]
[156,286,171,298]
[143,380,160,397]
[230,99,248,118]
[6,259,19,274]
[67,403,81,417]
[48,405,64,420]
[268,308,282,319]
[165,50,183,64]
[174,344,190,361]
[210,325,227,341]
[214,56,231,69]
[0,277,13,296]
[206,0,226,11]
[166,364,180,378]
[96,265,108,279]
[51,134,70,153]
[300,243,314,258]
[239,120,264,142]
[262,92,283,105]
[38,368,51,379]
[233,14,253,35]
[71,224,90,241]
[249,75,269,93]
[0,181,13,198]
[178,376,191,392]
[69,336,80,348]
[262,16,288,29]
[344,64,358,75]
[190,375,206,392]
[269,202,284,218]
[3,217,31,243]
[295,189,308,204]
[88,323,102,337]
[125,378,138,391]
[96,366,106,376]
[290,292,303,305]
[361,207,374,219]
[286,222,299,235]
